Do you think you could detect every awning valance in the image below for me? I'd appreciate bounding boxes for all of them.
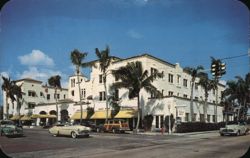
[90,110,111,119]
[71,111,87,120]
[20,115,32,121]
[31,114,57,119]
[114,109,137,119]
[10,115,22,120]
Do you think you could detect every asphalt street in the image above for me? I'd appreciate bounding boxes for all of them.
[0,128,249,158]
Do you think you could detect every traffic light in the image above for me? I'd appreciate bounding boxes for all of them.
[210,58,226,78]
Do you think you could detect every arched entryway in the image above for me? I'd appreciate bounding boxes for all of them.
[39,111,47,126]
[60,109,69,123]
[49,110,57,125]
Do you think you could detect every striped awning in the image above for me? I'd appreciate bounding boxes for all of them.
[20,115,33,121]
[31,114,57,119]
[10,115,21,120]
[90,110,111,119]
[114,109,138,119]
[71,111,87,120]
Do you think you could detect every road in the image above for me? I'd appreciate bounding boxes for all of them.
[0,128,249,158]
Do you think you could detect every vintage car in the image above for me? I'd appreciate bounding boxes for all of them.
[49,123,91,138]
[0,120,23,137]
[219,122,249,136]
[96,119,130,133]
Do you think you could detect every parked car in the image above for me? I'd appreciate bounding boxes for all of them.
[0,120,23,137]
[78,121,97,132]
[49,123,91,138]
[96,119,130,133]
[219,122,249,136]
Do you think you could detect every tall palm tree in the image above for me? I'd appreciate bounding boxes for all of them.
[184,66,204,122]
[95,46,112,123]
[70,49,88,124]
[48,75,61,123]
[198,73,217,122]
[1,76,16,119]
[12,82,24,125]
[112,61,163,131]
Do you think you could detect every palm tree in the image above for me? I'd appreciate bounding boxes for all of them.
[1,76,16,119]
[198,73,217,122]
[70,49,88,124]
[48,75,61,123]
[95,46,112,123]
[184,66,204,122]
[112,61,163,131]
[12,82,24,125]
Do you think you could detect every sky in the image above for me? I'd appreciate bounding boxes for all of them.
[0,0,249,104]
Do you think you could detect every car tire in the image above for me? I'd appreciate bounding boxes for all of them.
[237,131,240,136]
[71,131,77,139]
[220,133,224,136]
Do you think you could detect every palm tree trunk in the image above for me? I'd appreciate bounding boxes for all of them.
[204,97,208,123]
[190,82,194,122]
[55,88,58,123]
[215,88,218,123]
[136,95,140,131]
[5,96,9,119]
[104,74,108,123]
[76,66,83,124]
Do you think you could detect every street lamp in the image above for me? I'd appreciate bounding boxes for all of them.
[168,104,171,134]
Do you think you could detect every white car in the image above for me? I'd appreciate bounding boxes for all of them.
[219,123,249,136]
[49,123,91,138]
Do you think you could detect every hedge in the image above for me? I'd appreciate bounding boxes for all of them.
[176,121,237,133]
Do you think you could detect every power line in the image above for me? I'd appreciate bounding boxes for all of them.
[220,53,248,60]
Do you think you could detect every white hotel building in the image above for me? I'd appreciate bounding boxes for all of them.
[3,54,225,130]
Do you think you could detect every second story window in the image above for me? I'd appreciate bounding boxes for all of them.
[183,79,188,87]
[168,91,174,96]
[71,79,75,88]
[64,94,66,99]
[195,83,199,90]
[99,91,106,101]
[71,90,74,96]
[183,94,188,98]
[151,67,157,76]
[47,94,50,100]
[28,91,36,97]
[177,75,181,84]
[27,103,35,109]
[99,74,103,83]
[168,74,173,83]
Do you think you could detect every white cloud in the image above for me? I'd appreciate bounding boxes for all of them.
[127,29,143,39]
[134,0,149,6]
[17,67,68,88]
[219,80,226,86]
[18,50,54,67]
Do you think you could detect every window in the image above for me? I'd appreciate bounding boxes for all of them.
[212,115,215,122]
[155,116,159,128]
[115,89,119,101]
[213,89,215,95]
[27,103,35,109]
[168,74,173,83]
[40,92,43,97]
[183,79,188,87]
[99,91,106,101]
[99,74,103,83]
[177,75,181,84]
[84,89,86,98]
[160,115,164,128]
[71,90,74,96]
[28,91,36,97]
[183,94,188,98]
[195,83,198,90]
[207,115,210,122]
[115,75,119,82]
[185,113,189,122]
[168,91,173,96]
[71,79,75,87]
[194,97,198,100]
[193,113,197,121]
[200,114,204,122]
[151,67,157,76]
[161,89,164,96]
[54,94,60,99]
[47,94,50,100]
[64,94,66,99]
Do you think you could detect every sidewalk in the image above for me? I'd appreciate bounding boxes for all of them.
[127,130,218,136]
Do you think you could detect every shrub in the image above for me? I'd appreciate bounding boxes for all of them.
[176,122,226,133]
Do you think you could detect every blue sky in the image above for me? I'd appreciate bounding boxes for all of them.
[0,0,249,104]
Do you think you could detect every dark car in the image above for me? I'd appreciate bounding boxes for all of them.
[75,121,97,132]
[0,120,23,137]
